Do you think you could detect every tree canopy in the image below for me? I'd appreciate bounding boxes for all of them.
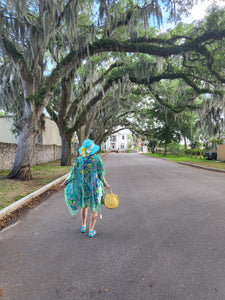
[1,0,225,179]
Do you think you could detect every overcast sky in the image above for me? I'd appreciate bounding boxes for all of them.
[162,0,225,30]
[184,0,225,22]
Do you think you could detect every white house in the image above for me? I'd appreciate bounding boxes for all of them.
[0,115,61,146]
[0,115,62,170]
[0,116,18,144]
[101,128,132,151]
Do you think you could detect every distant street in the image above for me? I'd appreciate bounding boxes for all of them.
[1,153,225,300]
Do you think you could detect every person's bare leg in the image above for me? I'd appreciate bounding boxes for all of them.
[81,207,88,227]
[89,211,98,232]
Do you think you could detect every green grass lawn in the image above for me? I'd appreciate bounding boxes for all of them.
[143,153,225,170]
[0,161,72,210]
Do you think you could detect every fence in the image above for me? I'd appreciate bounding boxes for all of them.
[0,143,62,171]
[217,145,225,161]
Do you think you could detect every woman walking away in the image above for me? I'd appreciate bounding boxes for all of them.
[61,139,110,238]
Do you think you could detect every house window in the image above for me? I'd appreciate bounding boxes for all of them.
[120,144,125,149]
[110,136,116,142]
[122,135,125,140]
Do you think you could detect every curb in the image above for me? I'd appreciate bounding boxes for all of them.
[0,173,69,220]
[142,154,225,173]
[178,162,225,173]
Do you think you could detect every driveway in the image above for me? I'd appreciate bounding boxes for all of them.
[1,153,225,300]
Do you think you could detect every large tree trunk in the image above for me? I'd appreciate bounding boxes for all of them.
[6,86,52,180]
[184,136,187,150]
[95,130,106,146]
[60,131,72,166]
[7,102,38,180]
[58,73,76,166]
[85,105,98,139]
[163,143,168,156]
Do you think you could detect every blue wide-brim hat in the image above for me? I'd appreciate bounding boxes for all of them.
[79,139,100,156]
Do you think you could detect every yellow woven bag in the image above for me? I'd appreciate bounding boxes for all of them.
[104,188,119,209]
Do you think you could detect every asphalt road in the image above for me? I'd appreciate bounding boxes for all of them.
[1,153,225,300]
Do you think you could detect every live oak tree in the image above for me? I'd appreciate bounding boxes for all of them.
[0,0,84,179]
[1,1,225,179]
[138,99,197,155]
[197,98,225,138]
[0,59,24,119]
[0,0,167,179]
[88,77,140,145]
[46,56,126,166]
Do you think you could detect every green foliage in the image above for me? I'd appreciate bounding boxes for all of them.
[167,142,183,152]
[190,140,201,149]
[203,5,225,32]
[2,36,25,62]
[27,83,56,106]
[28,94,44,106]
[136,86,198,155]
[2,0,225,178]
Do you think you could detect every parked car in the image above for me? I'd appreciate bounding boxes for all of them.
[203,150,217,160]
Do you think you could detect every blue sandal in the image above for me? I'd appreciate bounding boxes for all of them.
[80,226,86,233]
[88,230,97,238]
